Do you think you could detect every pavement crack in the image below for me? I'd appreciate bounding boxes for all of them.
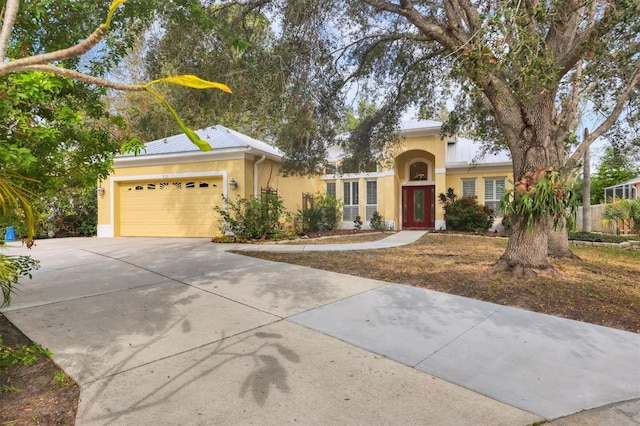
[413,306,505,367]
[80,249,282,319]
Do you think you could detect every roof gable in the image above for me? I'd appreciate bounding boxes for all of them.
[119,125,283,158]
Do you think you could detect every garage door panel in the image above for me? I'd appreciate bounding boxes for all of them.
[119,178,223,237]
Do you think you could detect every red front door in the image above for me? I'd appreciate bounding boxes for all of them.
[402,185,436,228]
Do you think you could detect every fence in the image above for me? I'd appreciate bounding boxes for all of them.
[575,204,635,234]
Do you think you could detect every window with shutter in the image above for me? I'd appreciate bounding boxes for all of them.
[461,178,476,197]
[326,182,336,198]
[365,180,377,220]
[342,181,359,221]
[484,177,507,215]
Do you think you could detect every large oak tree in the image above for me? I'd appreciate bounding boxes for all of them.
[227,0,639,275]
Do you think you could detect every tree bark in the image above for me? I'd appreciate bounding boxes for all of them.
[548,223,577,258]
[494,214,551,277]
[583,142,591,232]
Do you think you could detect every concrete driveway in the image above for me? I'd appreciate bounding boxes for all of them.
[2,237,639,425]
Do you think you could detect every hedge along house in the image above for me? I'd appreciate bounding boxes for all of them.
[97,120,513,237]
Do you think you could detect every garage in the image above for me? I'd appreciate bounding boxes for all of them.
[118,177,223,237]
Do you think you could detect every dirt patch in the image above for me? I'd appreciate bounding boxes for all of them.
[0,313,79,425]
[242,233,640,333]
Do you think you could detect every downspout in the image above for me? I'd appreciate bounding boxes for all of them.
[254,155,266,197]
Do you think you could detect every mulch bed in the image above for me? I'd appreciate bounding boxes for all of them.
[0,313,79,425]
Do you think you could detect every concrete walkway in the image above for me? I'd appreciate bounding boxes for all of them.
[1,234,639,425]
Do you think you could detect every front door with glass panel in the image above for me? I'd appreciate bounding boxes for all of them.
[402,185,435,228]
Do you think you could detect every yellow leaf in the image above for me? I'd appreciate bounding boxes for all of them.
[109,0,127,14]
[145,75,232,93]
[105,0,127,28]
[144,88,212,152]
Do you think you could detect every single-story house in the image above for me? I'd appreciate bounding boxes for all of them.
[603,176,640,203]
[97,120,513,237]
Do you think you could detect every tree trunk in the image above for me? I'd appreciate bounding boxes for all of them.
[494,214,552,277]
[582,142,591,232]
[548,223,577,258]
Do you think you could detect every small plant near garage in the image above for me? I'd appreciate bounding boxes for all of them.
[215,194,290,241]
[438,188,494,232]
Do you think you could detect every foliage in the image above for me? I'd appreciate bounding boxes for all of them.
[590,147,639,204]
[568,232,637,244]
[0,334,51,370]
[215,195,289,241]
[602,199,640,236]
[39,186,99,238]
[501,169,578,231]
[297,192,342,233]
[439,188,494,232]
[369,211,387,232]
[0,254,40,308]
[353,215,363,231]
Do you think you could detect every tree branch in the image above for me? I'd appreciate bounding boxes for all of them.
[0,24,108,77]
[0,0,19,60]
[362,0,459,51]
[21,65,145,92]
[563,63,640,171]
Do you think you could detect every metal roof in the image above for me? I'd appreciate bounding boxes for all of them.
[119,125,283,158]
[446,137,511,166]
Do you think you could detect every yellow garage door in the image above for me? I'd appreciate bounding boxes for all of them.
[119,178,223,237]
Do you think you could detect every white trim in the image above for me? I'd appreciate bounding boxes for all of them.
[402,180,435,187]
[435,168,446,174]
[97,224,114,238]
[445,162,512,172]
[321,170,394,180]
[405,157,433,182]
[114,148,281,169]
[254,155,267,197]
[109,171,228,238]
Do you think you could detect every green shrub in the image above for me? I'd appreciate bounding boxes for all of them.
[370,211,387,231]
[0,334,52,369]
[439,188,494,232]
[353,215,363,231]
[568,232,637,243]
[215,194,289,241]
[297,192,342,233]
[0,254,40,308]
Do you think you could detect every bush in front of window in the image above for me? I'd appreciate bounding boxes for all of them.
[297,192,343,233]
[439,188,495,232]
[370,211,387,232]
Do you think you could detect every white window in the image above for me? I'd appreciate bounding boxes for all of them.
[461,178,477,198]
[326,181,337,199]
[484,177,506,214]
[365,180,378,220]
[343,181,359,222]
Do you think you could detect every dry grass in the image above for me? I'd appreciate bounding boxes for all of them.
[285,232,390,245]
[240,234,640,333]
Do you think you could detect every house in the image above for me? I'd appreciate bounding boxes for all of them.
[96,120,513,237]
[603,176,640,202]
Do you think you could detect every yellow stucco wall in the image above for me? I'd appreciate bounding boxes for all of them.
[445,167,514,215]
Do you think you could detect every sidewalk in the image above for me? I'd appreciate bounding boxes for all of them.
[1,235,639,425]
[232,230,428,252]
